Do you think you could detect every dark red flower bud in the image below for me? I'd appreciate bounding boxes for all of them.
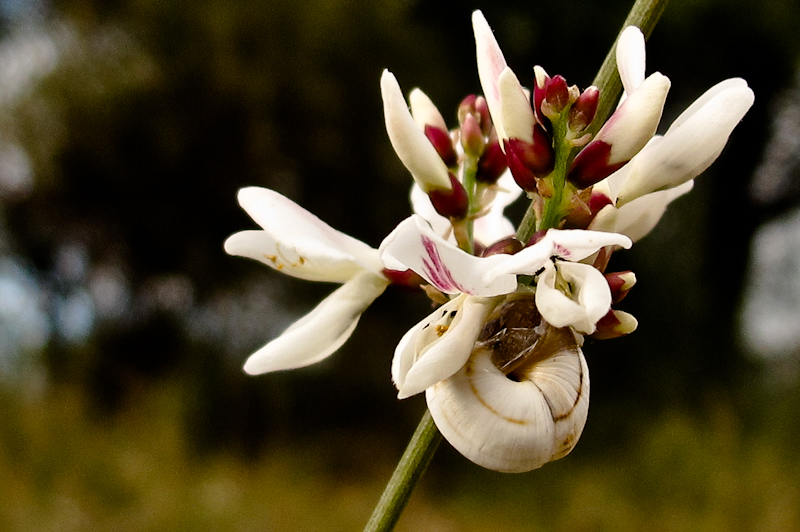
[428,172,468,219]
[545,75,570,114]
[382,268,425,289]
[505,124,555,192]
[481,236,524,257]
[476,138,508,184]
[569,86,599,132]
[567,140,626,189]
[604,270,636,303]
[424,125,458,167]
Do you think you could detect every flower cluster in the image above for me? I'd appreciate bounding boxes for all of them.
[224,11,753,473]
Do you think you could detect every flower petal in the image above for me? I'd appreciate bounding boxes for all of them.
[473,10,509,140]
[380,215,515,296]
[381,70,452,192]
[225,188,383,282]
[409,88,448,132]
[589,181,693,242]
[242,271,389,375]
[498,67,535,142]
[616,26,646,95]
[597,72,671,165]
[535,262,611,334]
[616,80,754,204]
[396,295,500,398]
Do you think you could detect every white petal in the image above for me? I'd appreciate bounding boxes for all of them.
[473,10,509,140]
[380,215,515,296]
[590,181,693,242]
[597,72,670,165]
[409,88,448,132]
[498,67,535,142]
[666,78,750,132]
[226,188,382,281]
[616,82,754,204]
[544,228,632,260]
[535,262,611,334]
[242,271,389,374]
[381,70,451,192]
[616,26,646,94]
[410,183,453,238]
[396,295,499,398]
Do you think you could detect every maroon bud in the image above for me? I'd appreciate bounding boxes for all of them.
[569,86,599,132]
[474,96,492,135]
[476,138,508,184]
[424,125,458,167]
[428,172,468,219]
[545,75,570,114]
[588,190,613,215]
[591,309,638,340]
[505,124,555,192]
[604,270,636,303]
[382,268,425,289]
[460,114,485,156]
[525,229,548,247]
[567,140,626,189]
[481,236,524,257]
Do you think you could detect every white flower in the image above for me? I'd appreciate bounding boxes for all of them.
[224,187,389,374]
[381,215,630,397]
[381,70,452,193]
[588,30,754,241]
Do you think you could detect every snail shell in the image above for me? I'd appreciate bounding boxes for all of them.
[426,295,589,473]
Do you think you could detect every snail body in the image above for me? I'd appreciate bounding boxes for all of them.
[425,295,590,473]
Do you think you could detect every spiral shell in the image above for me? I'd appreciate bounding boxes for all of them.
[426,295,589,473]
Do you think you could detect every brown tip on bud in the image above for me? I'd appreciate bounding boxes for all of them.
[382,268,426,289]
[567,140,626,189]
[428,172,468,219]
[424,125,458,167]
[481,236,524,257]
[605,270,636,303]
[476,139,508,184]
[545,75,570,114]
[460,114,485,156]
[505,124,555,192]
[591,310,638,340]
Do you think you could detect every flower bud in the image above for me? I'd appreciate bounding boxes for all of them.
[505,124,555,192]
[382,267,426,289]
[481,236,524,257]
[381,70,453,193]
[424,125,459,167]
[604,270,636,303]
[591,309,638,340]
[460,113,485,157]
[533,65,550,126]
[476,137,508,184]
[543,74,569,117]
[568,73,670,188]
[569,86,599,132]
[428,172,469,219]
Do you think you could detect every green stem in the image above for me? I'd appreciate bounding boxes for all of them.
[363,410,442,532]
[588,0,669,138]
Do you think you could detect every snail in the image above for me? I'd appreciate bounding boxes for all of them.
[426,294,590,473]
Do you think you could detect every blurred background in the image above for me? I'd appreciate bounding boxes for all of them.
[0,0,799,530]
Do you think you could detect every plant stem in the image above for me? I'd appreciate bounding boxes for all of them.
[588,0,669,137]
[363,410,442,532]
